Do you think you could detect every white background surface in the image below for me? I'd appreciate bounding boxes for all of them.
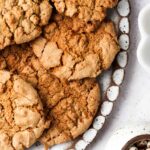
[88,0,150,150]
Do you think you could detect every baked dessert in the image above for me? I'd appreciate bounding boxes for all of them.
[40,79,100,148]
[0,0,120,148]
[31,15,120,81]
[0,70,49,150]
[51,0,118,22]
[0,45,100,148]
[0,0,52,50]
[0,45,64,109]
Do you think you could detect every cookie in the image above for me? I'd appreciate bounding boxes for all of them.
[31,15,120,80]
[52,0,118,22]
[40,79,100,148]
[0,0,52,50]
[0,70,49,150]
[0,45,67,109]
[0,45,100,147]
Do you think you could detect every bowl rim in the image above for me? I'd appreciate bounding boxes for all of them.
[122,134,150,150]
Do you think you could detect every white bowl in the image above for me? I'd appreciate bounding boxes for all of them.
[105,125,150,150]
[137,4,150,74]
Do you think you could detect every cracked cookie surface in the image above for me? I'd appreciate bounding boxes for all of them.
[31,15,120,80]
[40,79,100,148]
[0,0,52,50]
[0,70,49,150]
[52,0,118,22]
[0,45,100,147]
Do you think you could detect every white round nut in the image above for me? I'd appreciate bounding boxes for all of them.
[136,140,147,147]
[129,147,138,150]
[147,141,150,147]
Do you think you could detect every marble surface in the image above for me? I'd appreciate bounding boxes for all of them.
[88,0,150,150]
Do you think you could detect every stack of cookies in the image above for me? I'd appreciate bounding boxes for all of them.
[0,0,120,149]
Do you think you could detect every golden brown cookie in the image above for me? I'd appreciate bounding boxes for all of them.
[31,15,120,80]
[0,45,67,109]
[0,0,52,50]
[0,45,100,147]
[40,79,100,148]
[0,70,49,150]
[52,0,118,22]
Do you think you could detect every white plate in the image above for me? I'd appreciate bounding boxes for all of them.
[105,125,150,150]
[137,4,150,74]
